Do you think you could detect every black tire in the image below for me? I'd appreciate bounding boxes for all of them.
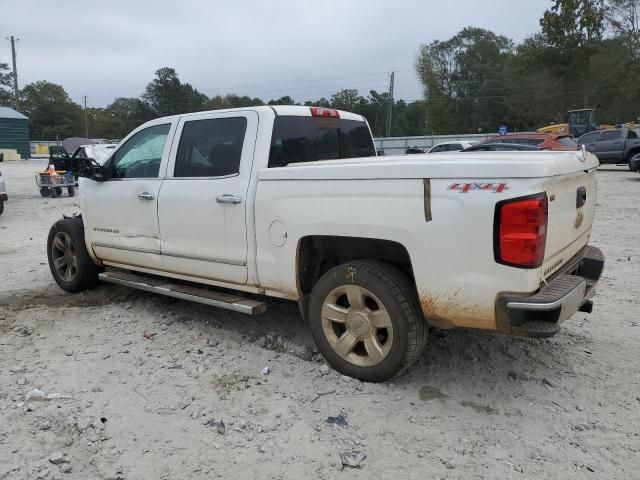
[67,186,76,197]
[40,187,50,197]
[47,218,103,292]
[0,200,4,215]
[308,260,428,382]
[49,187,59,198]
[54,187,63,197]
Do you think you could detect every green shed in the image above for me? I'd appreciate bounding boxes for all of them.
[0,106,30,159]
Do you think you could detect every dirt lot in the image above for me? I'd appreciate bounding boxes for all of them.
[1,159,639,480]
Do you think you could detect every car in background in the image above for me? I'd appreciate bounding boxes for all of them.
[577,128,640,167]
[428,141,476,153]
[0,169,7,215]
[481,133,578,151]
[462,143,542,152]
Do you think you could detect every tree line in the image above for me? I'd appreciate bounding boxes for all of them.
[1,0,638,140]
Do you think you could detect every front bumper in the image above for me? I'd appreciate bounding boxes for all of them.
[496,246,604,338]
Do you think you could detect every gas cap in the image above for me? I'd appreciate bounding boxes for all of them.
[269,220,287,247]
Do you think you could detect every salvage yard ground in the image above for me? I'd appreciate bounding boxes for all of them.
[1,159,639,479]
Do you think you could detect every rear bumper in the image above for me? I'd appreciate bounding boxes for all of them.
[496,246,604,338]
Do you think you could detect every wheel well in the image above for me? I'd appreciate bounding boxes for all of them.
[627,147,640,160]
[296,235,415,301]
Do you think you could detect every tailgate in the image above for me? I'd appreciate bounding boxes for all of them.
[541,166,597,279]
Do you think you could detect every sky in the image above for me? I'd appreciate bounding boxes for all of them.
[1,0,551,108]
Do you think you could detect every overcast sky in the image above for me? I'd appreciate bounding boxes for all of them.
[2,0,550,108]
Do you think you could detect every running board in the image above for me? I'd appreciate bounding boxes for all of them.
[98,271,267,315]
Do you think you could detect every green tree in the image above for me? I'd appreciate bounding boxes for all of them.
[541,0,606,51]
[607,0,640,55]
[0,61,13,107]
[416,27,513,134]
[330,89,363,112]
[104,97,155,137]
[540,0,606,105]
[142,67,208,116]
[267,96,295,105]
[206,94,263,110]
[20,81,83,139]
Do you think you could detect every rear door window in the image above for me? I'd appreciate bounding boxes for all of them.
[268,116,375,168]
[601,130,622,141]
[174,117,247,177]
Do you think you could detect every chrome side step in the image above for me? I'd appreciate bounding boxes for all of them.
[98,271,267,315]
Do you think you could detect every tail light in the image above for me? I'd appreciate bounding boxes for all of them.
[310,107,340,118]
[494,193,548,268]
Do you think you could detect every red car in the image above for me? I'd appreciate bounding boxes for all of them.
[481,133,579,151]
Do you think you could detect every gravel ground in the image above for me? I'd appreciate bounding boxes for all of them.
[1,159,639,480]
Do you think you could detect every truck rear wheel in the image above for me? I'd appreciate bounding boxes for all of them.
[47,218,102,292]
[308,260,428,382]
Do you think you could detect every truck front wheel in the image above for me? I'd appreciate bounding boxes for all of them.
[47,218,102,292]
[308,260,428,382]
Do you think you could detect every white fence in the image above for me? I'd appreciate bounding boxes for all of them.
[374,133,492,155]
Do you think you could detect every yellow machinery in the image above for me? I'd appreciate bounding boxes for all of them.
[538,108,636,137]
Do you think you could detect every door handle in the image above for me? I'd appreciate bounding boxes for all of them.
[138,192,155,200]
[216,194,242,204]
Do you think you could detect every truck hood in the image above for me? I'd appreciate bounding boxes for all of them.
[259,151,599,180]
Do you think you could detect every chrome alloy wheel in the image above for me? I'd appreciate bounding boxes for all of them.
[321,285,394,367]
[51,232,78,282]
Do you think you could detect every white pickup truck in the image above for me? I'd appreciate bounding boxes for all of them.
[46,106,604,381]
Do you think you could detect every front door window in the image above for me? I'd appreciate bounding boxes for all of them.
[110,124,171,178]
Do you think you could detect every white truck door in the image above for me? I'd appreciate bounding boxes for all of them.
[157,111,258,284]
[82,121,175,270]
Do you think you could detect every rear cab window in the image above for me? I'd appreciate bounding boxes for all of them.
[268,114,375,168]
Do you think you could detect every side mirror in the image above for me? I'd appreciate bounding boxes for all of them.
[73,157,108,182]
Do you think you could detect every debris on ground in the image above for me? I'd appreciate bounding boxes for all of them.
[48,452,67,465]
[325,415,348,428]
[205,419,226,435]
[18,388,71,406]
[339,450,366,469]
[261,366,271,376]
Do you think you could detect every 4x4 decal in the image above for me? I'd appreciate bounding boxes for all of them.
[447,182,509,193]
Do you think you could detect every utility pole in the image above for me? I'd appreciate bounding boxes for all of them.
[83,95,89,138]
[8,36,19,110]
[385,71,394,138]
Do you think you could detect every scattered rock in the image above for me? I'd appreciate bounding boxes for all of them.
[441,458,456,469]
[205,419,226,435]
[77,417,92,432]
[319,365,330,376]
[325,415,348,428]
[48,452,67,465]
[339,450,366,469]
